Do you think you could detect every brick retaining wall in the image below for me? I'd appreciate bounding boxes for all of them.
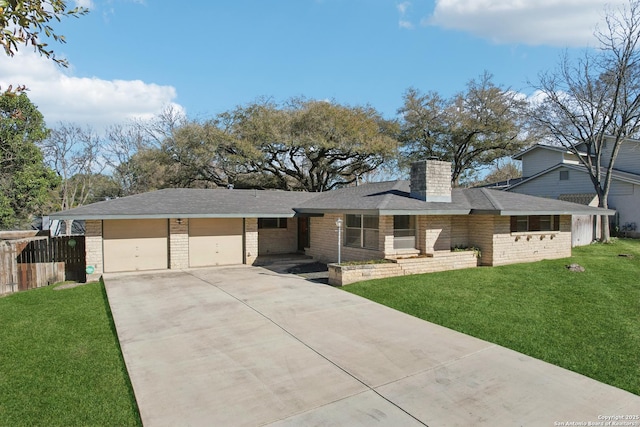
[328,251,479,286]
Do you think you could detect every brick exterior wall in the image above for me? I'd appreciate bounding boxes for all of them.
[410,160,452,202]
[327,210,573,285]
[464,215,572,266]
[466,216,495,266]
[421,215,452,252]
[245,218,258,265]
[380,215,394,255]
[329,262,403,286]
[308,212,572,267]
[306,214,384,263]
[85,219,103,280]
[169,218,189,269]
[488,215,572,266]
[258,217,298,255]
[451,215,470,248]
[86,213,572,277]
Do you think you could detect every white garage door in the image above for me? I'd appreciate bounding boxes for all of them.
[103,219,168,273]
[189,218,243,267]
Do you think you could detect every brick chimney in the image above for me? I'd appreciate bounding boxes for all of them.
[409,160,452,202]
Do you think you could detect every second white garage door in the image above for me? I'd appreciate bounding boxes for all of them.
[189,218,243,267]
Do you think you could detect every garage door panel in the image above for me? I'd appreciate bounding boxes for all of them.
[189,218,243,267]
[189,218,242,237]
[104,219,168,272]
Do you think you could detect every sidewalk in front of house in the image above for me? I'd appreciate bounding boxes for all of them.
[104,266,640,427]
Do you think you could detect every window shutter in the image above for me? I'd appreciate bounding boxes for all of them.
[554,215,560,231]
[510,216,518,232]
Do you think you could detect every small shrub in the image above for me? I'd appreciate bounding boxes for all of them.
[451,245,481,258]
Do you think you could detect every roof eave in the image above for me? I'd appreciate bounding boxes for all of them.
[48,212,298,220]
[498,209,616,216]
[379,209,470,215]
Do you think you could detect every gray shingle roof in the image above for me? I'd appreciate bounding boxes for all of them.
[465,188,612,215]
[558,193,598,206]
[294,180,614,216]
[50,180,615,220]
[49,188,317,220]
[293,181,470,215]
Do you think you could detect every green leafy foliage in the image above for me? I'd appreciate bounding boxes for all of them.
[129,99,399,192]
[222,98,399,191]
[0,92,59,229]
[0,0,89,66]
[399,72,532,186]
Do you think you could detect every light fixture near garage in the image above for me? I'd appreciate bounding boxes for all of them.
[176,218,183,225]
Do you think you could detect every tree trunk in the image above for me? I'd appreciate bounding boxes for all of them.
[601,214,611,242]
[597,192,611,242]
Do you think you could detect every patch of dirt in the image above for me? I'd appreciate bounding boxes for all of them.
[54,282,88,291]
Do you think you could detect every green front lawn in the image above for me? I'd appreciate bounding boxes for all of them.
[0,281,141,426]
[344,239,640,395]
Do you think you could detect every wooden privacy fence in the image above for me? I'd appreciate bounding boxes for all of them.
[0,236,86,295]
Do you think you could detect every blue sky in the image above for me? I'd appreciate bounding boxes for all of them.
[0,0,626,129]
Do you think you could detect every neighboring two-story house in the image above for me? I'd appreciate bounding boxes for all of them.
[505,138,640,244]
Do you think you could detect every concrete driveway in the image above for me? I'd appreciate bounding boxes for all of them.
[104,266,640,426]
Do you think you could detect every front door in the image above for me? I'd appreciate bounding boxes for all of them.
[297,217,310,251]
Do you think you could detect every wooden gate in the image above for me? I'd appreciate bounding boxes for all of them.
[0,236,86,294]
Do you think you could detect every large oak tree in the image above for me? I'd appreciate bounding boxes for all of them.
[225,99,398,191]
[398,72,532,186]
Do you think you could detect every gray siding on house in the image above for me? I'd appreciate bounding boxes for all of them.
[510,165,640,238]
[510,167,597,199]
[521,149,564,177]
[577,139,640,173]
[609,185,640,231]
[604,141,640,174]
[512,166,634,199]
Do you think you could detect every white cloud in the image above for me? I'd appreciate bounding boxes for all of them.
[397,1,415,30]
[399,20,414,29]
[426,0,628,47]
[397,1,411,15]
[74,0,94,9]
[0,51,184,130]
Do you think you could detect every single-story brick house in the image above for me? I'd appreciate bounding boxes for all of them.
[50,160,613,281]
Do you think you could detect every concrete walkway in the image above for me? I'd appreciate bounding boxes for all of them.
[104,266,640,426]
